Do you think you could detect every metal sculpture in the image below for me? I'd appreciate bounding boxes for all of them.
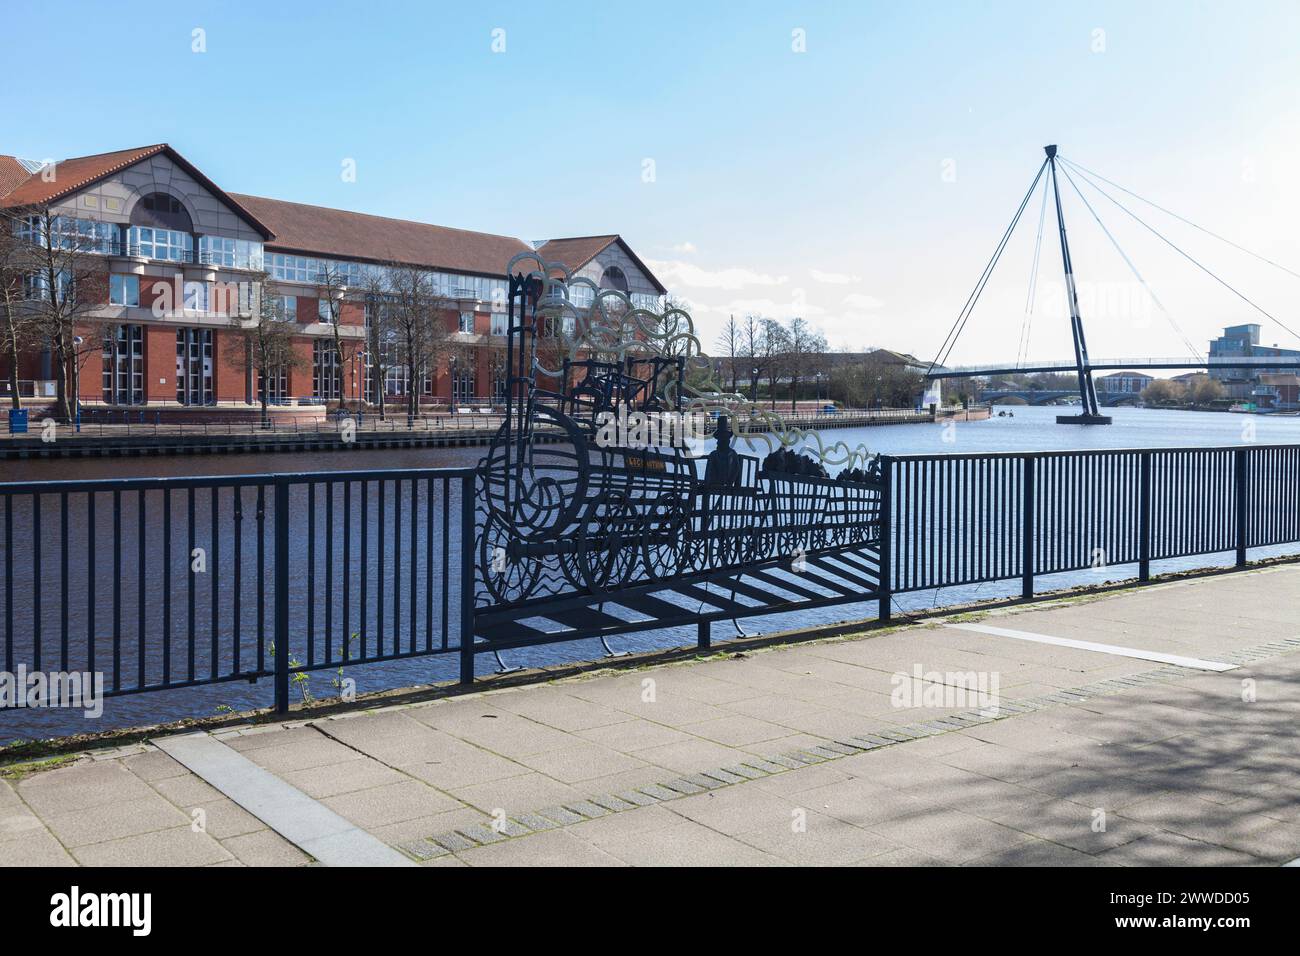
[476,253,884,607]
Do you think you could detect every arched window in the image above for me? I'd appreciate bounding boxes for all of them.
[131,192,193,232]
[599,266,629,292]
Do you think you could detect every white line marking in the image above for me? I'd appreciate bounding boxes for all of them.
[154,731,416,866]
[945,622,1238,672]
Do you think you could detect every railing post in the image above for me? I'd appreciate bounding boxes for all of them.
[877,455,892,622]
[1235,446,1248,568]
[697,620,711,651]
[1138,451,1151,583]
[459,472,477,685]
[1021,455,1035,600]
[273,479,290,714]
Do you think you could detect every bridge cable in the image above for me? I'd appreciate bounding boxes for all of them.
[927,158,1049,376]
[1016,173,1050,369]
[1057,163,1204,362]
[1060,157,1300,282]
[1061,158,1300,345]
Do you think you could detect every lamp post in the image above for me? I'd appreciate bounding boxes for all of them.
[72,335,83,433]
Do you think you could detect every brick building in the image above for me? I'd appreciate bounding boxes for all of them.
[0,144,666,413]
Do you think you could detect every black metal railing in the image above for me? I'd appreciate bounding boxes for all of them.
[5,443,1300,721]
[0,468,476,712]
[874,444,1299,618]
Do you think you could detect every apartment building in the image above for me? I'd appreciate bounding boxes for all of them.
[0,143,666,412]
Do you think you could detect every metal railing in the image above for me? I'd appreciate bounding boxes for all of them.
[0,469,476,710]
[875,444,1300,618]
[6,444,1300,721]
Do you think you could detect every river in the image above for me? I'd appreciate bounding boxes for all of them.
[4,405,1298,741]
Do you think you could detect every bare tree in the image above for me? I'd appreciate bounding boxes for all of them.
[315,263,364,412]
[0,212,40,410]
[741,314,764,402]
[385,264,452,425]
[758,318,789,409]
[360,271,393,420]
[19,209,105,421]
[785,316,828,412]
[224,272,306,423]
[715,314,740,393]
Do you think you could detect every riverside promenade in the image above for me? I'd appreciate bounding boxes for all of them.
[3,564,1299,867]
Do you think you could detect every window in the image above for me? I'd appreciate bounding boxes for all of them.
[275,295,297,322]
[318,299,335,324]
[136,193,193,232]
[450,354,476,405]
[176,328,214,405]
[17,215,118,253]
[313,340,341,400]
[489,314,508,336]
[109,274,139,307]
[265,253,371,287]
[129,226,193,262]
[183,281,208,312]
[459,311,474,334]
[102,325,144,404]
[257,366,289,403]
[490,353,507,403]
[600,265,629,292]
[23,270,74,301]
[384,363,409,397]
[198,236,264,270]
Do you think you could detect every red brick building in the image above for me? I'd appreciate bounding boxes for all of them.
[0,144,666,414]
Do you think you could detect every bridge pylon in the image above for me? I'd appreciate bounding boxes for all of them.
[1045,144,1111,425]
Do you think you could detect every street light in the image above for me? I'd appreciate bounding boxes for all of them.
[72,335,83,433]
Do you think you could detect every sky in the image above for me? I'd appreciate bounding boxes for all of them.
[3,0,1299,366]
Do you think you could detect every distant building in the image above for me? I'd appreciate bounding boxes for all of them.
[1253,373,1300,411]
[1208,323,1300,401]
[1095,371,1153,394]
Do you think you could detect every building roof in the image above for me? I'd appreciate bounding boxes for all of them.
[0,155,31,199]
[231,193,534,278]
[535,234,667,294]
[1097,370,1154,379]
[0,144,275,239]
[1,143,668,291]
[864,348,928,369]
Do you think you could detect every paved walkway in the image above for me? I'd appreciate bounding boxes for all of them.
[3,564,1299,866]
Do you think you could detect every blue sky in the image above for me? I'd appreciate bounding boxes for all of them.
[3,0,1299,363]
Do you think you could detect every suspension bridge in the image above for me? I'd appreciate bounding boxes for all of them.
[924,145,1300,422]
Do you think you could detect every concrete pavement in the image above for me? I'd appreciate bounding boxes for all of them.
[3,563,1299,866]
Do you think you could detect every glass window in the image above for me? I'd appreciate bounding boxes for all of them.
[198,236,264,270]
[176,328,214,405]
[183,281,208,312]
[313,340,341,400]
[109,274,139,307]
[102,324,144,404]
[129,225,193,262]
[459,311,474,333]
[318,299,334,323]
[275,295,297,322]
[19,215,117,253]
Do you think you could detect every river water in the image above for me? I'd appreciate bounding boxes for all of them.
[4,405,1299,741]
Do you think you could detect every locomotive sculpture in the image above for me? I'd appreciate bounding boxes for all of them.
[476,253,884,607]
